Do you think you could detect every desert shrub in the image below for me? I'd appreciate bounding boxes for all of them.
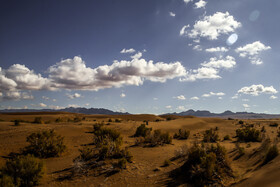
[14,120,20,126]
[119,148,133,162]
[144,130,172,146]
[269,123,279,127]
[227,118,234,120]
[178,143,232,186]
[223,135,231,141]
[238,120,244,125]
[263,145,279,164]
[174,145,189,159]
[1,155,43,187]
[174,129,190,140]
[203,128,219,143]
[92,125,122,147]
[24,130,66,158]
[33,117,43,124]
[74,117,82,122]
[114,158,127,170]
[55,117,63,123]
[0,174,14,187]
[134,124,152,137]
[115,119,122,123]
[78,147,96,161]
[108,118,112,122]
[236,126,262,142]
[214,126,219,131]
[261,126,266,132]
[234,143,245,159]
[163,159,171,167]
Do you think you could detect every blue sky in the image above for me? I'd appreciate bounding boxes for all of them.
[0,0,280,114]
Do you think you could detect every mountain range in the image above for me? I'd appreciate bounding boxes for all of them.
[0,108,279,119]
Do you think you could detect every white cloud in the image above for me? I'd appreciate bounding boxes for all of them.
[177,106,186,111]
[180,56,236,82]
[231,94,238,99]
[242,99,249,102]
[202,92,225,97]
[183,0,193,5]
[218,97,223,100]
[183,12,241,40]
[205,47,228,53]
[181,67,220,82]
[39,103,47,107]
[120,48,136,54]
[165,105,172,109]
[238,84,278,96]
[67,93,81,99]
[68,104,80,108]
[174,95,186,100]
[120,93,126,98]
[194,0,207,9]
[243,104,250,108]
[49,105,65,110]
[235,41,271,65]
[169,12,176,17]
[190,96,199,100]
[48,56,186,90]
[193,45,202,51]
[42,96,49,100]
[153,97,158,100]
[131,52,142,59]
[270,95,278,99]
[201,56,236,69]
[180,25,190,36]
[3,91,34,100]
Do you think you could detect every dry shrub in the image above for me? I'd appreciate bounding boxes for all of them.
[174,129,190,140]
[236,126,262,142]
[203,128,219,142]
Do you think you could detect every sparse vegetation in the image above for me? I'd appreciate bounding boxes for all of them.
[236,126,262,142]
[14,120,20,126]
[203,128,219,142]
[263,145,279,164]
[33,117,44,124]
[163,159,171,167]
[238,120,244,125]
[173,129,190,140]
[0,154,44,187]
[269,122,279,127]
[143,129,172,147]
[234,142,245,159]
[223,135,231,141]
[24,129,66,158]
[134,124,152,137]
[172,143,232,186]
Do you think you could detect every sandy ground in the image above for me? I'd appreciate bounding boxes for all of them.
[0,113,280,186]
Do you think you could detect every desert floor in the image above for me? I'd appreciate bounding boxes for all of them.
[0,112,280,187]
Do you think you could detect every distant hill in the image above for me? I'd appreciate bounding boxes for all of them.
[164,110,280,119]
[0,107,129,115]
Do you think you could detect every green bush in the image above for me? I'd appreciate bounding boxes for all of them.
[134,124,152,138]
[203,128,219,142]
[24,130,66,158]
[263,145,279,164]
[1,155,43,187]
[236,127,262,142]
[174,129,190,140]
[179,143,232,186]
[33,117,43,124]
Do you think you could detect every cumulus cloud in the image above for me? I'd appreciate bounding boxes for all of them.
[42,96,49,100]
[270,95,278,99]
[190,96,199,100]
[174,95,186,100]
[169,12,176,17]
[235,41,271,65]
[120,93,126,98]
[201,56,236,69]
[194,0,207,9]
[205,47,228,53]
[165,105,172,109]
[193,45,202,51]
[183,0,193,5]
[120,48,136,54]
[180,25,190,36]
[181,12,241,40]
[49,56,186,90]
[243,104,250,108]
[39,103,47,107]
[180,56,236,82]
[177,106,186,111]
[202,92,225,97]
[67,93,82,99]
[237,84,278,96]
[3,91,34,100]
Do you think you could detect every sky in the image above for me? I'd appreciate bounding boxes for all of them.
[0,0,280,114]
